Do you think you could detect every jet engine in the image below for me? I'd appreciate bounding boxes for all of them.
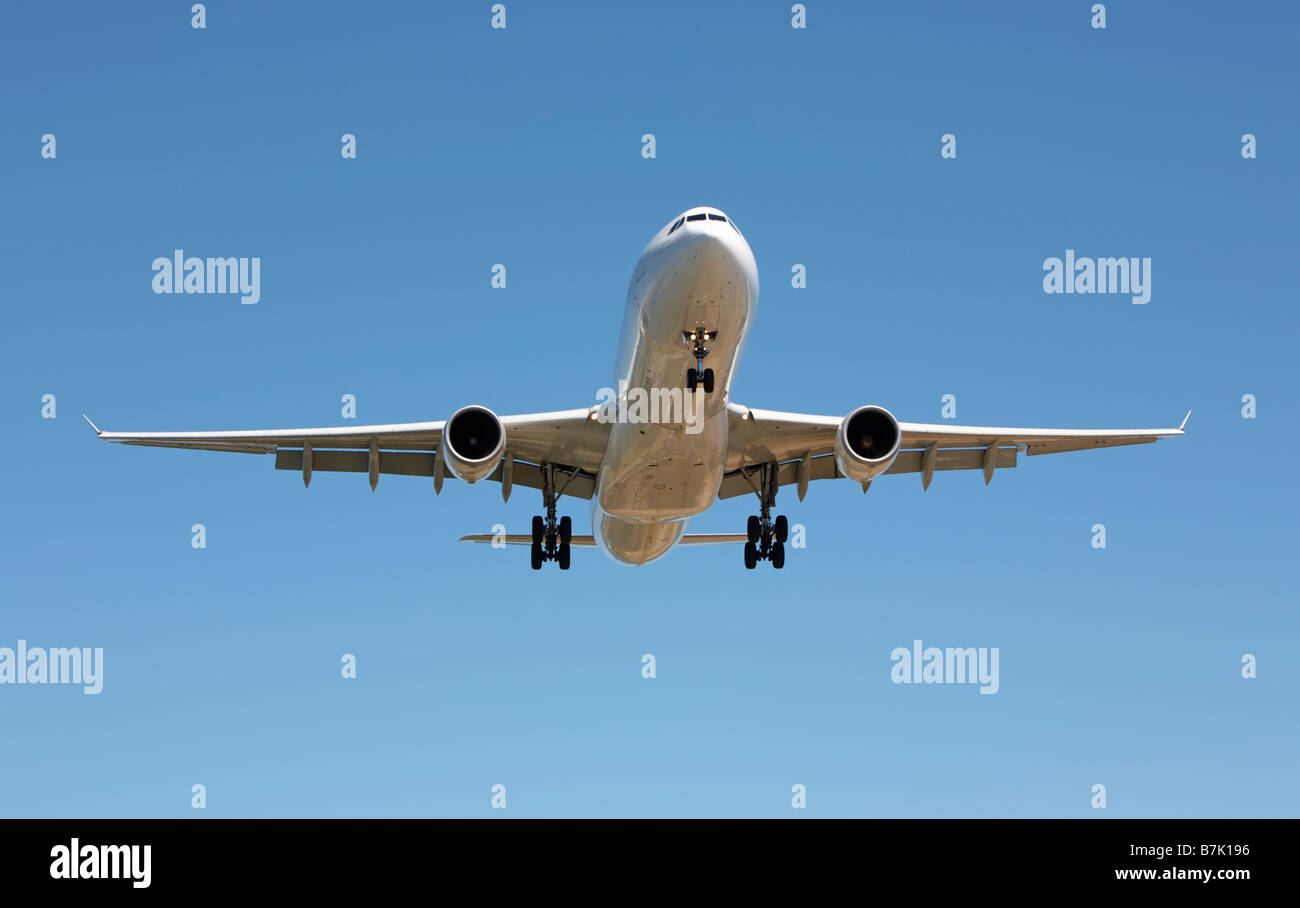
[834,405,902,483]
[440,405,506,483]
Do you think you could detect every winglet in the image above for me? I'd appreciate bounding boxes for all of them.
[82,414,102,436]
[1179,410,1192,431]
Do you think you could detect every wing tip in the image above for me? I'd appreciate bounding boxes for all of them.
[1179,410,1191,432]
[82,414,103,436]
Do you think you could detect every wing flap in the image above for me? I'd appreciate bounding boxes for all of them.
[717,446,1021,499]
[273,450,598,498]
[1021,436,1162,456]
[275,449,435,478]
[118,440,276,454]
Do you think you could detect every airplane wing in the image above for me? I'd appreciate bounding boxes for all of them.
[85,409,610,499]
[720,403,1188,499]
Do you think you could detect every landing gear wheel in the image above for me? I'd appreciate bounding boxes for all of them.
[532,463,576,570]
[770,539,785,570]
[702,368,714,394]
[743,463,792,570]
[687,368,698,391]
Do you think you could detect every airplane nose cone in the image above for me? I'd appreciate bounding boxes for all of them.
[679,224,731,259]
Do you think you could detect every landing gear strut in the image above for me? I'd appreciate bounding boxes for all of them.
[684,327,716,393]
[531,463,574,570]
[741,462,788,570]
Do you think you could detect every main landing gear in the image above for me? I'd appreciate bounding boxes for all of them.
[741,462,788,570]
[684,327,716,393]
[531,463,574,571]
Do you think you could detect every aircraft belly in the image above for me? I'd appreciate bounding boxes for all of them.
[592,511,689,566]
[598,415,726,521]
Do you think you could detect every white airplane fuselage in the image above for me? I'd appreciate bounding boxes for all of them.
[592,207,759,565]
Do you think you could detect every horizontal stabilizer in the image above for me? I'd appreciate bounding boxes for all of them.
[460,534,598,547]
[459,533,750,548]
[677,534,749,545]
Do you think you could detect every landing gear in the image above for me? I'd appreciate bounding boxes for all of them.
[741,462,789,570]
[684,327,717,393]
[531,463,575,570]
[686,367,715,393]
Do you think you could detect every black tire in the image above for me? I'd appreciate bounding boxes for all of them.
[558,541,571,570]
[746,515,761,543]
[559,515,572,544]
[775,515,788,544]
[530,542,544,570]
[771,539,785,570]
[531,515,544,545]
[702,368,715,393]
[686,368,698,391]
[743,541,758,569]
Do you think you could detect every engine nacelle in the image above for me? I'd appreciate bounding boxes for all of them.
[441,405,506,483]
[834,405,902,483]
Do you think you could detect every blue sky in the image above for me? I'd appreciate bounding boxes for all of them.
[1,1,1296,817]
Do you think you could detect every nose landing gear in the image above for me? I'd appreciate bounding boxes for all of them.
[686,368,714,394]
[684,327,717,393]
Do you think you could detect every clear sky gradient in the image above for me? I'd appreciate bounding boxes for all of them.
[2,1,1296,817]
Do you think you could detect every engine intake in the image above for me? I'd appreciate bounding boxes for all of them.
[441,405,506,483]
[834,405,902,483]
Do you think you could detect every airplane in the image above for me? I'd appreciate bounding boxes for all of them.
[87,206,1187,570]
